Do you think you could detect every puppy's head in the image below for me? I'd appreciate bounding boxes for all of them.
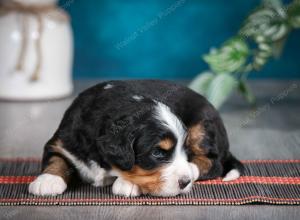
[98,101,199,196]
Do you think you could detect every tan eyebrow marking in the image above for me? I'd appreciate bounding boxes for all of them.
[158,137,174,150]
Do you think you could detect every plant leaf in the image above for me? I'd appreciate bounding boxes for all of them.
[189,71,215,96]
[272,37,287,58]
[238,80,256,104]
[239,3,289,42]
[263,0,283,8]
[207,74,238,109]
[203,37,249,74]
[287,0,300,28]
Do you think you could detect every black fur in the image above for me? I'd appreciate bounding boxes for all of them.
[42,80,243,179]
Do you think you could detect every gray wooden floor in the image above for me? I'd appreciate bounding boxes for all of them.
[0,80,299,220]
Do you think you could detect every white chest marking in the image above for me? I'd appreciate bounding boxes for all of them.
[59,147,107,187]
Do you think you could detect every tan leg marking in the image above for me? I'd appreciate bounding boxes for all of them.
[43,156,71,183]
[43,139,72,183]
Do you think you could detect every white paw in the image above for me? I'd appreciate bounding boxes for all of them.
[112,177,141,197]
[189,162,200,181]
[222,169,240,181]
[28,174,67,196]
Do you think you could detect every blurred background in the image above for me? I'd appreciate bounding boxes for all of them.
[64,0,300,79]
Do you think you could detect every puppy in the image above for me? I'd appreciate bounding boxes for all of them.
[29,80,244,197]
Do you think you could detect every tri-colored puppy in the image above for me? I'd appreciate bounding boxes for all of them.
[29,80,244,197]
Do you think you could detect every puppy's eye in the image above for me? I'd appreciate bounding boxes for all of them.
[151,148,167,158]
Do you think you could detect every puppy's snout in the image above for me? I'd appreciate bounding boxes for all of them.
[178,177,191,189]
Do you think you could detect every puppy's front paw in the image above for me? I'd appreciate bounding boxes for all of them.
[112,177,141,197]
[28,173,67,196]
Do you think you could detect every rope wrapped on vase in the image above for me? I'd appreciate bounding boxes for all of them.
[0,0,69,81]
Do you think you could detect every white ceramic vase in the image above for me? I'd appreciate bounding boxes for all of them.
[0,0,73,100]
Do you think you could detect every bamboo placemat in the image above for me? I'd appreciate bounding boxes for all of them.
[0,158,299,205]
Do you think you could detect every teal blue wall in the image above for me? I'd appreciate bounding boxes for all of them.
[61,0,300,79]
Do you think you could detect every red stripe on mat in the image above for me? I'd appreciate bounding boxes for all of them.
[1,176,300,185]
[195,176,300,185]
[0,196,299,204]
[0,176,36,184]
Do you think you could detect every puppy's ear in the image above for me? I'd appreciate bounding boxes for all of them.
[97,132,135,171]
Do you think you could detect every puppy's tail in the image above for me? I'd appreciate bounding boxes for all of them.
[222,153,244,182]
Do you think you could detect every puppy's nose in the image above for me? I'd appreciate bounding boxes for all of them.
[178,177,191,189]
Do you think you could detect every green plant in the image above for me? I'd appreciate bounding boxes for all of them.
[189,0,300,109]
